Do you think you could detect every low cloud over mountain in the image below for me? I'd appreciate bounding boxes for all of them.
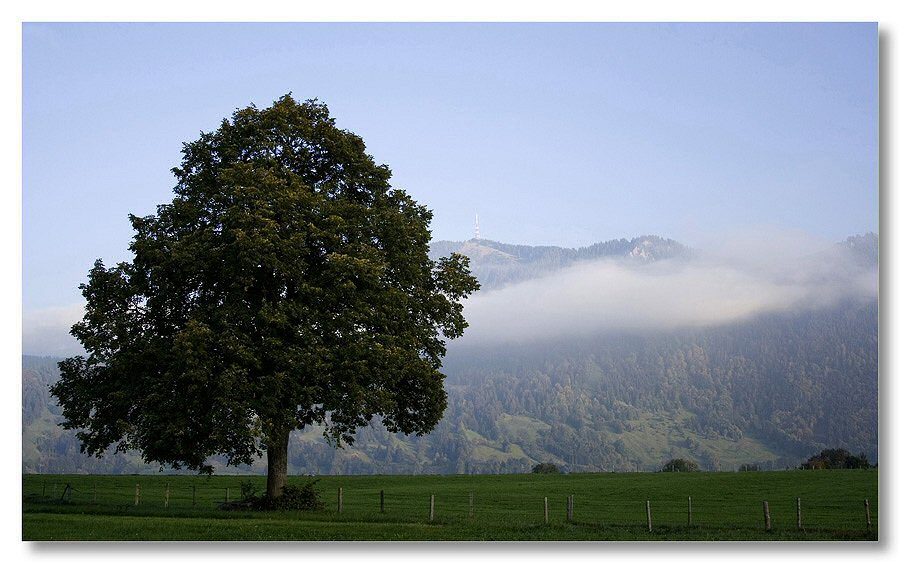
[455,229,877,344]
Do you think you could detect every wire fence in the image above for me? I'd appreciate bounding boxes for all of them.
[23,476,877,534]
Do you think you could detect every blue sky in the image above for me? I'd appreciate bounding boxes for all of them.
[21,22,878,354]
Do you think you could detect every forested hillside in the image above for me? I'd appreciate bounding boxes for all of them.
[23,233,878,475]
[23,356,164,473]
[439,299,877,472]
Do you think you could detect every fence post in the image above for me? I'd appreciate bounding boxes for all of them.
[796,497,801,530]
[192,484,197,507]
[566,495,574,522]
[469,492,474,518]
[134,483,141,506]
[646,500,652,532]
[93,483,97,505]
[430,494,435,521]
[688,496,693,526]
[865,499,872,532]
[165,483,170,509]
[380,489,385,513]
[338,487,343,513]
[544,497,549,524]
[763,501,771,531]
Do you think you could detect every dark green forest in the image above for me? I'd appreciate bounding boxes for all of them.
[22,234,878,475]
[437,298,877,473]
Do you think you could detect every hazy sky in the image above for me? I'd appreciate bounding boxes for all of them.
[21,22,878,355]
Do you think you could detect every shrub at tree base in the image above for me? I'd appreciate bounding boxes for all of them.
[228,479,325,511]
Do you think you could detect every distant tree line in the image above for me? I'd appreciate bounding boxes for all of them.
[532,462,560,474]
[801,448,871,470]
[661,458,700,472]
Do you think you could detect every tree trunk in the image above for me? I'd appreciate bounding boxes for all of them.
[266,428,290,498]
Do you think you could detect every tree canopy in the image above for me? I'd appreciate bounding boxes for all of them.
[50,95,479,496]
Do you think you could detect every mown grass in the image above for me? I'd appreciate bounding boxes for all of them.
[22,470,877,541]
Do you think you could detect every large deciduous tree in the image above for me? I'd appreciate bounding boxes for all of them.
[50,95,479,497]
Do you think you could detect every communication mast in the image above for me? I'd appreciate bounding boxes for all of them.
[474,212,481,240]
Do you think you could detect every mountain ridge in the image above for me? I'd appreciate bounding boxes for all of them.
[430,234,691,291]
[431,233,876,292]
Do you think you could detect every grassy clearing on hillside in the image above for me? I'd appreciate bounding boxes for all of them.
[22,471,877,541]
[613,410,780,470]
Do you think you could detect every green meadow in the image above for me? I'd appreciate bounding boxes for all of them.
[22,470,877,541]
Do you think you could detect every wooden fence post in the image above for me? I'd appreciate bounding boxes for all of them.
[380,489,385,513]
[566,495,573,522]
[646,500,652,532]
[134,483,141,506]
[192,484,196,507]
[338,487,343,513]
[763,501,771,531]
[688,496,693,526]
[430,494,435,521]
[469,492,474,518]
[165,483,170,508]
[93,483,97,505]
[544,497,549,525]
[865,499,872,532]
[796,497,801,530]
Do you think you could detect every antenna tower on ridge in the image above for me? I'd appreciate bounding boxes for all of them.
[474,212,481,240]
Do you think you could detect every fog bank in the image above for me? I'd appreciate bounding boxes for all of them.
[458,231,876,344]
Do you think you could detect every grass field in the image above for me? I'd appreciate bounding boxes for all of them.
[22,470,877,541]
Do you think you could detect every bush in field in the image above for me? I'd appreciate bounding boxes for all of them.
[532,462,560,474]
[661,458,700,472]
